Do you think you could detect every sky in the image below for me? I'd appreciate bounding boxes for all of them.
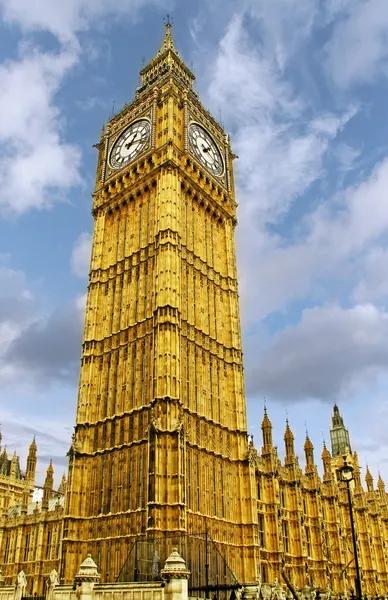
[0,0,388,487]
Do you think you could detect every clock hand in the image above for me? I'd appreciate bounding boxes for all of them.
[124,134,137,150]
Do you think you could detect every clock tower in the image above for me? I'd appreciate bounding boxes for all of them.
[61,23,259,588]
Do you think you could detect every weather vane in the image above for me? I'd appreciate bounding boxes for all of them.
[164,14,173,26]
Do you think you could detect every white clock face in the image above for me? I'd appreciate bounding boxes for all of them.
[189,123,224,177]
[109,119,151,170]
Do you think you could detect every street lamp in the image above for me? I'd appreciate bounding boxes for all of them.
[338,461,362,600]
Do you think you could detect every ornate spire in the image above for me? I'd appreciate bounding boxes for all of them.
[156,18,180,58]
[284,419,295,465]
[321,441,330,459]
[139,21,194,91]
[304,432,315,472]
[365,465,374,492]
[29,436,37,454]
[42,460,54,510]
[378,472,385,493]
[321,441,332,481]
[58,472,67,494]
[261,406,273,452]
[26,436,37,481]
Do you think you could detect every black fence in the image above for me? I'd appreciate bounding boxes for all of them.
[117,532,240,600]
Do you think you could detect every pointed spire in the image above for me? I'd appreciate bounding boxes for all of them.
[284,419,295,465]
[351,452,362,490]
[26,436,37,482]
[365,465,374,492]
[156,17,179,58]
[58,472,67,494]
[321,441,332,481]
[42,460,54,510]
[261,406,273,453]
[304,432,315,472]
[139,21,195,92]
[321,441,330,459]
[378,473,385,493]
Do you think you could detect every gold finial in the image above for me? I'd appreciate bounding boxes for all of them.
[164,14,173,27]
[157,15,178,57]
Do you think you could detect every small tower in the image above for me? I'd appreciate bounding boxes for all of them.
[284,420,295,465]
[352,452,362,490]
[378,473,385,494]
[26,437,37,482]
[365,466,374,493]
[10,451,19,479]
[330,404,352,457]
[261,407,273,454]
[58,473,67,495]
[42,460,54,510]
[321,442,332,481]
[304,433,315,474]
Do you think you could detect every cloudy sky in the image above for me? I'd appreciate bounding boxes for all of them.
[0,0,388,487]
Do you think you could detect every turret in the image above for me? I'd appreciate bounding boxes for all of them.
[365,466,374,493]
[42,460,54,510]
[26,437,37,482]
[353,452,362,490]
[58,473,67,495]
[261,407,273,453]
[284,420,295,465]
[378,473,385,494]
[0,447,8,476]
[321,442,332,481]
[10,450,18,479]
[304,433,315,473]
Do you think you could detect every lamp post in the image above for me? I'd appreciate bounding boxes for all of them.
[338,462,362,600]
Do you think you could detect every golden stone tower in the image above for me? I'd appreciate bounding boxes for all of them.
[61,24,259,587]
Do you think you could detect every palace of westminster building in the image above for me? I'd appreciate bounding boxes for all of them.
[1,22,388,600]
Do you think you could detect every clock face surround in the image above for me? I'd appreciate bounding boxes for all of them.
[188,122,224,177]
[109,119,151,170]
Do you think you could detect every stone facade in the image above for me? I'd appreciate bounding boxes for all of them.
[0,440,66,595]
[252,406,388,597]
[60,21,258,586]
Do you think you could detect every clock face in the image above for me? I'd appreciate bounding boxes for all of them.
[109,119,151,170]
[188,123,224,177]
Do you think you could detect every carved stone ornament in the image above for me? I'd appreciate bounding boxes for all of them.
[160,548,190,580]
[74,554,101,583]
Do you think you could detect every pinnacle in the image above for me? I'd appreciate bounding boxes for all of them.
[156,19,180,59]
[284,419,294,441]
[321,441,331,459]
[261,406,272,429]
[365,465,373,482]
[304,434,313,451]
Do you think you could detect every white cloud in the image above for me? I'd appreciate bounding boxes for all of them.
[0,47,81,215]
[0,0,168,44]
[247,303,388,402]
[71,232,92,278]
[325,0,388,88]
[353,247,388,303]
[0,0,169,216]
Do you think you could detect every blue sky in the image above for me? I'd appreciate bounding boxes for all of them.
[1,0,388,487]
